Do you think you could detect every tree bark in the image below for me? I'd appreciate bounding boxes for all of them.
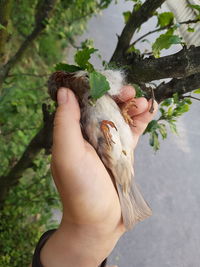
[0,0,13,65]
[154,73,200,103]
[0,0,58,90]
[0,105,54,205]
[125,46,200,83]
[110,0,166,63]
[1,0,200,207]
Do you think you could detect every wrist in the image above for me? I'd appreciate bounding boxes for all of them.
[41,220,124,267]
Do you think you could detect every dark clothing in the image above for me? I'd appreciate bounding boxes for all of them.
[32,229,56,267]
[32,229,107,267]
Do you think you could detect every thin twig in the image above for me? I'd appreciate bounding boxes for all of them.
[183,95,200,101]
[0,0,58,89]
[110,0,165,63]
[131,18,200,46]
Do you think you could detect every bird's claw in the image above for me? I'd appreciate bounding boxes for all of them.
[100,120,117,147]
[121,99,136,126]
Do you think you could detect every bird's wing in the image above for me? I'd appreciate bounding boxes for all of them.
[96,124,152,230]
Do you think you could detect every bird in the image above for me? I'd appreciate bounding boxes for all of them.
[48,69,152,230]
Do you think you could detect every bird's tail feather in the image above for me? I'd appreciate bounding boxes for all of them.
[116,181,152,230]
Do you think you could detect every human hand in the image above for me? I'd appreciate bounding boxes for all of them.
[51,85,158,229]
[41,85,158,267]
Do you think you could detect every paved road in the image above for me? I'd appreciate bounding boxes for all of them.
[68,1,200,266]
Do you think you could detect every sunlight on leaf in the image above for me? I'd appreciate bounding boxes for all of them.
[89,71,110,100]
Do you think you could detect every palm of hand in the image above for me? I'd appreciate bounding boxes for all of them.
[51,86,158,230]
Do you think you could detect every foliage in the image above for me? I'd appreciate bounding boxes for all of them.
[0,0,200,266]
[0,0,109,266]
[144,94,192,151]
[188,4,200,19]
[55,63,83,72]
[57,47,111,100]
[123,11,132,23]
[152,28,182,57]
[74,47,97,71]
[157,12,174,27]
[0,152,60,267]
[194,88,200,94]
[89,71,110,100]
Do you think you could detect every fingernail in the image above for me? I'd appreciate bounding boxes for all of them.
[57,88,68,105]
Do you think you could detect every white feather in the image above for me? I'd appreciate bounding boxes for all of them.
[99,70,125,96]
[81,70,152,230]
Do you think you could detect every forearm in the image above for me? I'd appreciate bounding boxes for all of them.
[40,219,124,267]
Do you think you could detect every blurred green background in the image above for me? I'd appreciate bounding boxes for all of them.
[0,0,111,266]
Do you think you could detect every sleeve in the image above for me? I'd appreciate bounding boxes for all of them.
[32,229,56,267]
[32,228,107,267]
[100,258,107,267]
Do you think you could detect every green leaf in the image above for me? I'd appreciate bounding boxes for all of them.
[133,84,146,97]
[159,107,166,116]
[184,98,192,105]
[0,23,6,30]
[145,120,158,132]
[188,4,200,13]
[133,2,142,11]
[167,106,174,116]
[152,32,182,57]
[55,63,82,72]
[169,120,178,134]
[86,62,95,73]
[123,11,132,23]
[180,103,190,113]
[89,71,110,100]
[149,131,160,151]
[158,123,167,139]
[157,12,174,27]
[161,98,173,107]
[173,93,179,104]
[99,0,113,9]
[74,47,97,70]
[187,27,195,32]
[127,45,141,54]
[194,88,200,94]
[81,39,94,49]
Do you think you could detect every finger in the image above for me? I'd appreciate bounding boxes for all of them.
[131,99,158,136]
[115,85,136,103]
[120,97,149,117]
[52,88,85,162]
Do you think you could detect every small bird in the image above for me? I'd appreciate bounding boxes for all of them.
[48,69,152,230]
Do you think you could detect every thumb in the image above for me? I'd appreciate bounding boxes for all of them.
[52,88,85,162]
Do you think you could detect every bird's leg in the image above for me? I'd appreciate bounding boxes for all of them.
[121,99,137,126]
[100,120,117,147]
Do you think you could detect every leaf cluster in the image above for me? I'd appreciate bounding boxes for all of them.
[0,152,60,267]
[144,94,192,151]
[56,45,111,101]
[0,0,108,265]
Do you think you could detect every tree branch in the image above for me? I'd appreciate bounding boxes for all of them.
[110,0,166,63]
[131,18,200,46]
[1,70,200,204]
[125,46,200,83]
[0,0,13,65]
[0,104,54,205]
[0,0,58,89]
[184,95,200,101]
[154,73,200,103]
